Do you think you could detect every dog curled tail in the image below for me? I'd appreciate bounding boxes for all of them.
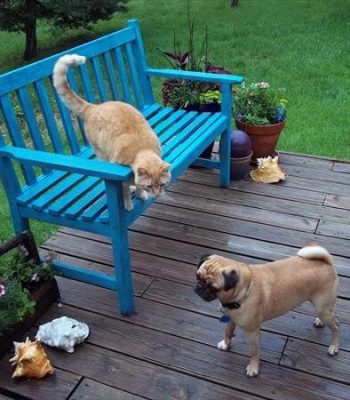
[297,244,333,265]
[53,54,89,116]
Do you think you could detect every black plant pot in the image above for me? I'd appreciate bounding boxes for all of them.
[183,102,221,161]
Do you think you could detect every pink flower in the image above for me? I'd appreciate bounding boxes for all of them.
[0,284,6,298]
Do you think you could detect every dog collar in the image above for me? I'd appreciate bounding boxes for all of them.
[221,282,253,310]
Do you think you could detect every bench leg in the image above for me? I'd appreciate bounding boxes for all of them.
[219,128,231,188]
[105,180,135,316]
[219,83,233,188]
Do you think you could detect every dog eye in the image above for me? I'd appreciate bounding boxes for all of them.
[208,283,218,292]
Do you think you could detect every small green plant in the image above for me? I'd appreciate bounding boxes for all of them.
[235,82,287,125]
[161,0,230,109]
[198,90,221,104]
[0,251,55,287]
[0,280,35,335]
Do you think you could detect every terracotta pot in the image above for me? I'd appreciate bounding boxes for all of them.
[235,119,286,162]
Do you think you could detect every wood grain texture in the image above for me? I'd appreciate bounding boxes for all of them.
[281,338,350,384]
[0,356,80,400]
[70,379,144,400]
[38,304,350,400]
[3,152,350,400]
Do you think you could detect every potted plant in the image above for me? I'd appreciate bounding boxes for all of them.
[161,10,232,160]
[0,232,58,357]
[234,82,287,163]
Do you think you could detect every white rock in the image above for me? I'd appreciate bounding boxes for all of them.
[35,316,89,353]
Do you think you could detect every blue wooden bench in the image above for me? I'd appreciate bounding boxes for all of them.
[0,19,244,315]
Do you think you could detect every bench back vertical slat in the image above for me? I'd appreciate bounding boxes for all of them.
[127,20,154,106]
[91,56,109,102]
[67,70,88,145]
[0,19,156,191]
[102,51,121,101]
[0,95,36,184]
[16,87,47,152]
[114,47,133,105]
[78,63,96,104]
[49,78,80,154]
[125,43,143,110]
[34,80,65,154]
[16,87,48,174]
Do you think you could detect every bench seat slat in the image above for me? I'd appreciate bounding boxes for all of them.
[158,112,198,145]
[64,181,105,219]
[48,176,99,215]
[147,107,174,127]
[31,173,86,211]
[81,195,108,221]
[162,112,213,157]
[153,109,186,136]
[16,146,93,204]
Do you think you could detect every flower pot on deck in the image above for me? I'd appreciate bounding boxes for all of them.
[0,279,59,358]
[235,119,286,163]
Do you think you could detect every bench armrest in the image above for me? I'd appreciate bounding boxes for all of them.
[146,68,244,85]
[0,146,132,181]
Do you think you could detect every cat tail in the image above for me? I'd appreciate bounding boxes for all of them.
[53,54,89,116]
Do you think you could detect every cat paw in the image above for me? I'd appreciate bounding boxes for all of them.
[313,317,324,328]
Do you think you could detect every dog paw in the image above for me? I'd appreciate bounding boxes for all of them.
[217,340,230,351]
[328,344,339,356]
[246,362,259,377]
[313,317,324,328]
[129,185,136,194]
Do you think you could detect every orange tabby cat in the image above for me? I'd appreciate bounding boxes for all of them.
[53,54,171,211]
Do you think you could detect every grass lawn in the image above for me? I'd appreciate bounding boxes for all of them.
[1,0,349,247]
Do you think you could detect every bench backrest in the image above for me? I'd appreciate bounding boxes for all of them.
[0,19,154,186]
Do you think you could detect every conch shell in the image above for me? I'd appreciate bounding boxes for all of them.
[9,338,54,379]
[250,156,287,183]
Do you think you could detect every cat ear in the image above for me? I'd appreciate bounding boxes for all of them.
[137,167,149,177]
[161,162,170,173]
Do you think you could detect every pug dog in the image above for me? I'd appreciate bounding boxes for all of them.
[194,244,339,377]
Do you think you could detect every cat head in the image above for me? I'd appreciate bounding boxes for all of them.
[134,159,171,197]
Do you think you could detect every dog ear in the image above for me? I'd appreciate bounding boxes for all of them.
[198,254,212,269]
[223,270,240,291]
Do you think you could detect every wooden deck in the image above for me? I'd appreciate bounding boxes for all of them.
[1,152,350,400]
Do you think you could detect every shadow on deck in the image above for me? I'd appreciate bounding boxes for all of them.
[1,152,350,400]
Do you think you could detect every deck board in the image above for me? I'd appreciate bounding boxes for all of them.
[1,152,350,400]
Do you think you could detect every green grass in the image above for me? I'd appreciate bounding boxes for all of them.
[1,0,349,248]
